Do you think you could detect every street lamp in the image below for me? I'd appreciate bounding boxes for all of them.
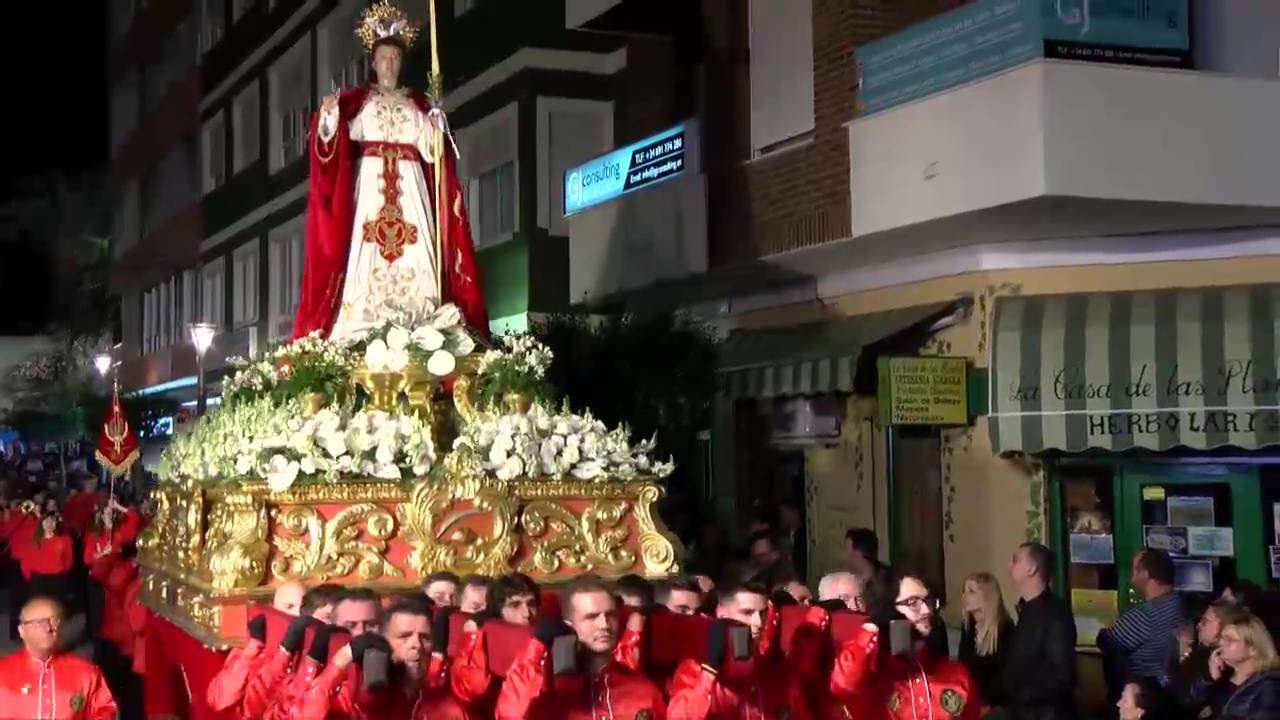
[189,323,217,416]
[92,352,113,379]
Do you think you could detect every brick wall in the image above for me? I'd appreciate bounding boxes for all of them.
[704,0,967,264]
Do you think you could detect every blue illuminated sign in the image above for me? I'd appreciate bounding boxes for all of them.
[564,124,687,216]
[855,0,1190,118]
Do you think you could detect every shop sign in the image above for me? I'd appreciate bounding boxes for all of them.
[1005,359,1280,439]
[563,124,687,216]
[854,0,1190,117]
[878,357,969,426]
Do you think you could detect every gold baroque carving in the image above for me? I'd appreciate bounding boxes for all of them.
[631,483,680,576]
[271,503,402,582]
[397,457,519,578]
[519,498,636,575]
[203,493,270,590]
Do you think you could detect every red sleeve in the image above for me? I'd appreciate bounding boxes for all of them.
[115,510,143,546]
[449,629,492,703]
[242,649,294,720]
[83,663,119,720]
[57,536,73,573]
[665,660,716,720]
[614,627,643,672]
[204,643,262,712]
[495,638,551,720]
[297,661,353,720]
[829,626,879,700]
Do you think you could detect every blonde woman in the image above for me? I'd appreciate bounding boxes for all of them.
[1209,612,1280,718]
[958,572,1014,707]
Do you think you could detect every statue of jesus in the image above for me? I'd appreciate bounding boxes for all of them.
[291,1,488,342]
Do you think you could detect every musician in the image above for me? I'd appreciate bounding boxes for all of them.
[19,512,74,604]
[1,498,38,639]
[0,596,117,719]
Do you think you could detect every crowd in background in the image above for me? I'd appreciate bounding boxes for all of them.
[2,453,1279,719]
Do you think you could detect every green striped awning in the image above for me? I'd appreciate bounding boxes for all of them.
[718,302,955,399]
[988,286,1280,454]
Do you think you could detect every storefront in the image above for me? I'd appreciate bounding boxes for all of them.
[711,299,967,579]
[987,286,1280,627]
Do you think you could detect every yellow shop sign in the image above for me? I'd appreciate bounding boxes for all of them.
[878,357,969,426]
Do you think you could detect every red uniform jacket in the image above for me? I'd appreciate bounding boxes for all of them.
[242,648,297,720]
[61,492,102,535]
[299,660,471,720]
[666,654,812,720]
[829,625,983,720]
[18,533,74,578]
[0,512,35,548]
[496,637,666,720]
[0,649,118,719]
[206,640,266,715]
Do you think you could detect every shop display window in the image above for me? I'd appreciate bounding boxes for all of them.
[1056,462,1118,646]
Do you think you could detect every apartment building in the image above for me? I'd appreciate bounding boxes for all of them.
[572,0,1280,695]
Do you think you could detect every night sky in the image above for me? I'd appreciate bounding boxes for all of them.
[0,4,109,335]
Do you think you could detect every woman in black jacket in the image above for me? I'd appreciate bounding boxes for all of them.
[1170,599,1247,718]
[1208,613,1280,719]
[958,571,1015,709]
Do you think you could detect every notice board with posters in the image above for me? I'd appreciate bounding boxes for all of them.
[877,357,970,426]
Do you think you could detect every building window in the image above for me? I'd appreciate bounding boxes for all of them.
[232,81,260,172]
[202,0,226,52]
[268,35,313,172]
[747,0,814,156]
[159,280,174,348]
[232,0,256,23]
[468,161,516,247]
[114,180,141,257]
[231,242,260,329]
[142,287,158,354]
[201,259,226,327]
[316,1,368,99]
[142,140,197,236]
[110,70,140,154]
[1056,462,1118,644]
[202,113,227,194]
[179,269,199,331]
[455,0,477,17]
[268,219,305,341]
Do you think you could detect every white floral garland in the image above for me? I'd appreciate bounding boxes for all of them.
[453,401,674,482]
[158,396,436,491]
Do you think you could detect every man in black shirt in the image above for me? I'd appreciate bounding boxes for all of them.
[993,542,1078,720]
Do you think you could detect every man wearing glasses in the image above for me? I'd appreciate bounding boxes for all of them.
[0,595,117,718]
[829,572,982,720]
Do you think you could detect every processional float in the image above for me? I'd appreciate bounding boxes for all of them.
[136,0,680,648]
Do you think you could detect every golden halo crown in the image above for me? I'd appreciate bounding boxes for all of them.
[356,1,420,53]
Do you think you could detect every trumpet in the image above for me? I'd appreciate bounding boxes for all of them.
[19,499,36,515]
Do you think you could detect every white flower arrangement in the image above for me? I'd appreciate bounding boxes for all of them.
[222,332,358,404]
[453,402,674,482]
[336,296,476,377]
[472,334,555,409]
[158,395,436,491]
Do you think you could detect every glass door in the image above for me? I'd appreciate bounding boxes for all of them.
[1113,465,1266,611]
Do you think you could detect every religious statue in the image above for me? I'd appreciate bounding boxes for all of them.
[292,0,488,342]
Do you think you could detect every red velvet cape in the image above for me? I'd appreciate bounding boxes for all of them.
[292,85,489,341]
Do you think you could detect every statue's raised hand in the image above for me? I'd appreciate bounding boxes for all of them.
[321,93,339,114]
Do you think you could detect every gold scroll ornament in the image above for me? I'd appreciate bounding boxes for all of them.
[396,453,520,578]
[271,502,402,583]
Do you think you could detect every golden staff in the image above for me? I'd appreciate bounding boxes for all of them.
[428,0,445,300]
